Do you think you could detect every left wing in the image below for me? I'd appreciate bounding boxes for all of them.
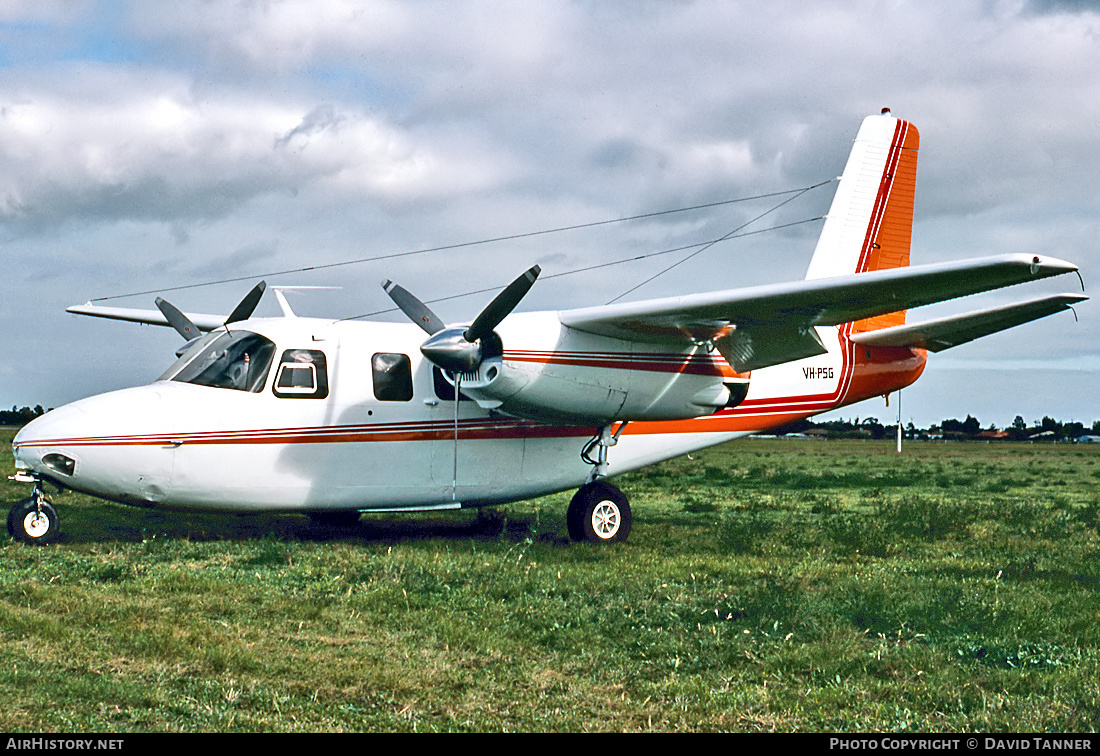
[66,282,268,339]
[66,303,227,331]
[558,253,1081,371]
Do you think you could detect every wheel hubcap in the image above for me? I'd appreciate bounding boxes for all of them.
[22,511,50,539]
[591,500,621,539]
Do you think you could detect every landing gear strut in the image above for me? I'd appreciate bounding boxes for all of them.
[7,484,59,545]
[571,421,632,543]
[581,422,627,483]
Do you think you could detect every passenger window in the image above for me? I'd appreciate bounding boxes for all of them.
[372,353,413,401]
[273,350,329,399]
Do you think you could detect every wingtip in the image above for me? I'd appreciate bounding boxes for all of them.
[1026,254,1079,274]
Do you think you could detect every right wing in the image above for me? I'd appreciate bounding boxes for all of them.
[559,253,1082,371]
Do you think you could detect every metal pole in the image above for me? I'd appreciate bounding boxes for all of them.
[897,389,903,453]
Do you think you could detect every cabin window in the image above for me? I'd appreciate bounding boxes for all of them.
[273,350,329,399]
[372,353,413,401]
[166,332,275,392]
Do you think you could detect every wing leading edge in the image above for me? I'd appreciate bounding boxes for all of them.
[558,253,1083,371]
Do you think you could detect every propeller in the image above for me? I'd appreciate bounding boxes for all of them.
[383,266,539,502]
[381,279,446,336]
[155,297,201,341]
[383,265,540,375]
[225,281,267,325]
[156,281,268,352]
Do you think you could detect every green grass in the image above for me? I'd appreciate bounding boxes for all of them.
[1,432,1098,731]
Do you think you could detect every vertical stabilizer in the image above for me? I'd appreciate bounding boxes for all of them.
[805,109,920,332]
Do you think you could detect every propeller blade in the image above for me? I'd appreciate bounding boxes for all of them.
[464,265,541,342]
[155,297,201,342]
[225,281,267,325]
[382,279,447,335]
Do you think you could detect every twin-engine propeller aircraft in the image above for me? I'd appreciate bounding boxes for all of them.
[9,110,1087,545]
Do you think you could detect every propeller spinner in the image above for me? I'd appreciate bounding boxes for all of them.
[383,265,540,375]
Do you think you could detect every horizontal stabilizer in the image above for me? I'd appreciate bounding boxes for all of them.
[849,294,1087,352]
[67,304,227,331]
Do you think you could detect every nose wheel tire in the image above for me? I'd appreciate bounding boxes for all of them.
[7,497,59,546]
[567,481,631,544]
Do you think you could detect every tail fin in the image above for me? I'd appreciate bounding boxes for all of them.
[805,109,920,333]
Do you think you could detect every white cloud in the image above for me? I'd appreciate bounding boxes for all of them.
[0,67,506,232]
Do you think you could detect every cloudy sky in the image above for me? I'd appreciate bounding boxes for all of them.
[1,0,1097,429]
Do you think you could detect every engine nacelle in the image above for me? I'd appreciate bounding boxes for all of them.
[443,339,749,426]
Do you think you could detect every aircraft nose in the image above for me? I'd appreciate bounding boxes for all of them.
[12,404,89,477]
[12,386,178,505]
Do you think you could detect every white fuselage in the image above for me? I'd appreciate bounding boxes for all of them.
[11,312,917,513]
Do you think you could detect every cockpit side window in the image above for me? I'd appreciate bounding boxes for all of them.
[273,350,329,399]
[166,332,275,392]
[372,353,413,401]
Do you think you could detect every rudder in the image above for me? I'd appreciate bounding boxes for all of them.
[805,109,920,332]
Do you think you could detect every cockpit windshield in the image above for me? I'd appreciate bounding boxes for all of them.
[159,331,275,392]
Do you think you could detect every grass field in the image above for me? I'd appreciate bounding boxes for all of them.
[1,429,1098,732]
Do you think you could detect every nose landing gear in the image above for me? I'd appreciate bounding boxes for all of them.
[6,480,60,546]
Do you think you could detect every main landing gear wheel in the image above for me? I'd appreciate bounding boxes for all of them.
[7,496,59,546]
[567,481,632,544]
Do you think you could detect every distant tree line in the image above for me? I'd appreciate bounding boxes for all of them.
[0,406,46,426]
[776,414,1100,442]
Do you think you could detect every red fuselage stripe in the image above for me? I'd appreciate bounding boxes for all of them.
[503,350,730,376]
